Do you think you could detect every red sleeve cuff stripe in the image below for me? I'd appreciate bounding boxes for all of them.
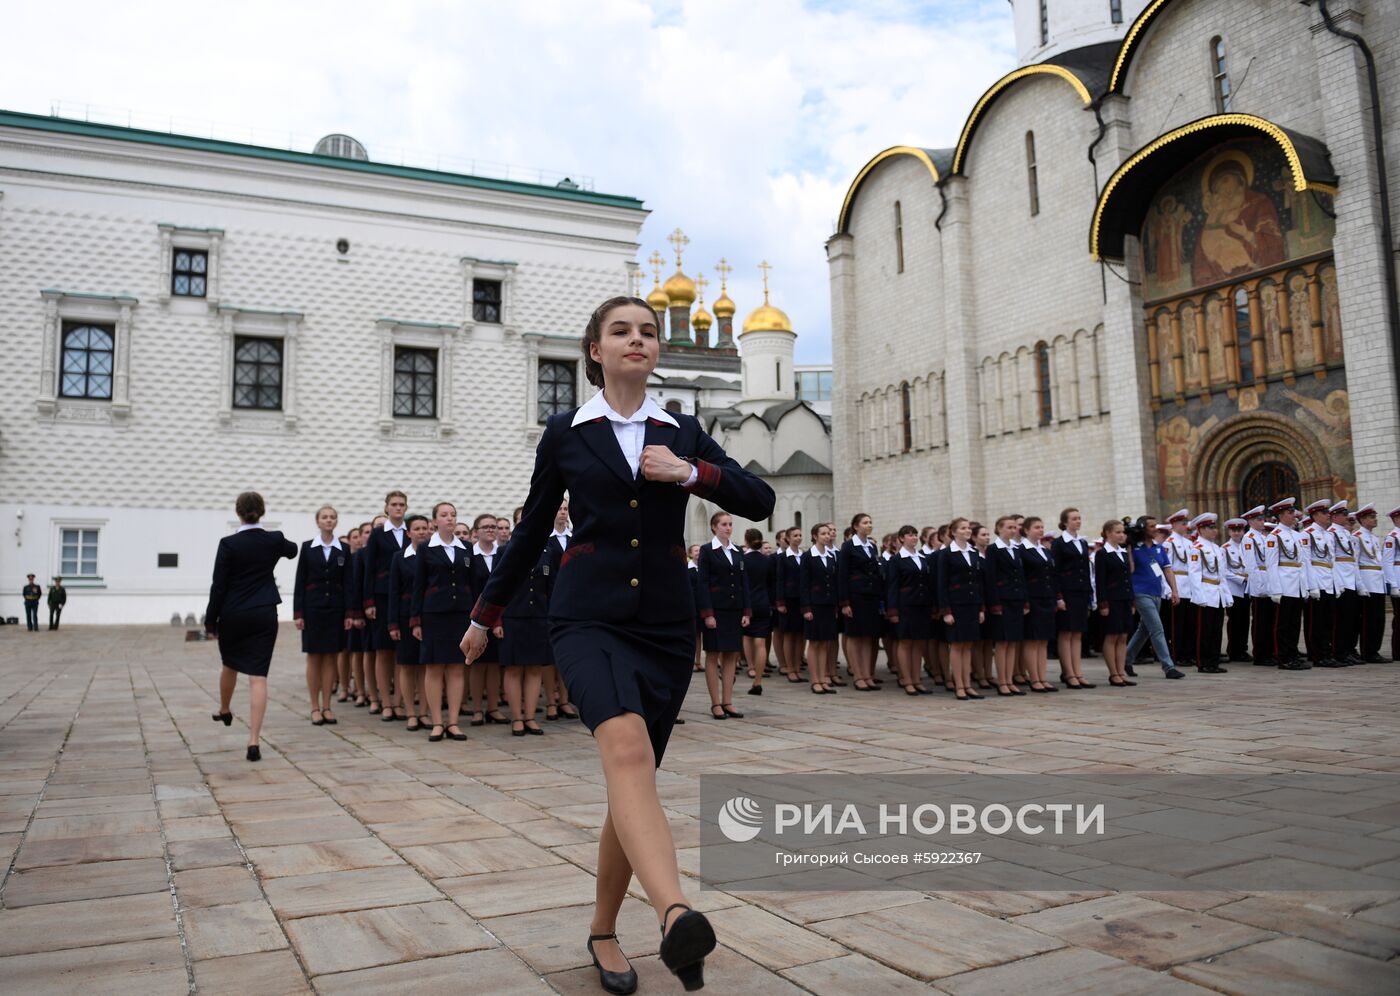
[472,598,505,629]
[683,459,721,497]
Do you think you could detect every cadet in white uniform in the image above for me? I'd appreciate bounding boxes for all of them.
[1186,513,1232,673]
[1163,509,1197,668]
[1354,503,1390,662]
[1266,498,1312,670]
[1301,500,1341,668]
[1222,518,1251,661]
[1240,506,1277,666]
[1327,500,1362,664]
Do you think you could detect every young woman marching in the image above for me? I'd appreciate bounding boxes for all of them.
[774,526,806,683]
[984,516,1029,697]
[801,522,840,694]
[500,514,557,737]
[837,513,883,691]
[411,502,474,742]
[937,517,986,701]
[347,523,373,707]
[363,493,411,720]
[1094,519,1136,686]
[463,296,773,991]
[1052,507,1096,689]
[1018,517,1059,692]
[468,513,509,728]
[741,527,775,695]
[969,522,995,690]
[387,514,432,730]
[206,492,297,762]
[293,505,355,726]
[697,513,752,719]
[887,525,934,695]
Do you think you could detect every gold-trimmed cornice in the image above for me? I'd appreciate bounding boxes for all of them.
[836,146,947,234]
[1109,0,1174,94]
[951,65,1092,175]
[1089,113,1339,262]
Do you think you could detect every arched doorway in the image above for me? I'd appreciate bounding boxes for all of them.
[1239,460,1299,512]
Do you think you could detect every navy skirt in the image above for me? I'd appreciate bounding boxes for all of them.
[743,608,773,639]
[395,625,421,666]
[345,624,364,653]
[987,601,1025,642]
[301,609,346,654]
[702,608,743,652]
[217,606,279,677]
[418,612,468,665]
[804,605,839,642]
[896,606,932,641]
[1099,598,1135,635]
[944,603,983,643]
[843,595,882,638]
[550,616,693,766]
[1025,596,1057,641]
[369,612,395,653]
[501,615,552,666]
[1057,592,1090,634]
[777,606,804,634]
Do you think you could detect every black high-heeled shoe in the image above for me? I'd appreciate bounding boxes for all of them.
[721,704,743,718]
[524,720,544,736]
[710,705,727,720]
[659,904,715,992]
[212,711,233,726]
[545,705,560,721]
[558,704,579,719]
[511,720,526,737]
[587,932,638,995]
[246,745,261,762]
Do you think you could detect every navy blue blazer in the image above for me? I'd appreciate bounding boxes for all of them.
[799,550,837,610]
[409,544,475,626]
[470,545,503,602]
[1094,547,1133,602]
[1021,542,1057,600]
[743,549,776,615]
[937,546,985,608]
[1051,535,1093,596]
[292,540,354,622]
[386,546,421,631]
[503,541,556,620]
[205,528,297,633]
[775,552,802,611]
[983,544,1028,606]
[887,553,934,616]
[472,409,774,627]
[687,563,702,618]
[361,523,409,613]
[836,539,882,607]
[696,543,751,618]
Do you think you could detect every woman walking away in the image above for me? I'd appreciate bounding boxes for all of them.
[206,491,297,761]
[463,296,773,991]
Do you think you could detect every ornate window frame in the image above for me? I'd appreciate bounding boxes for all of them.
[461,257,518,340]
[217,306,302,432]
[521,332,584,441]
[376,319,459,439]
[37,290,136,424]
[157,224,223,309]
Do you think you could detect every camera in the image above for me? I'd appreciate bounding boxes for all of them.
[1123,515,1150,547]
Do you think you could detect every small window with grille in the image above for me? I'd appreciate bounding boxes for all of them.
[172,249,208,297]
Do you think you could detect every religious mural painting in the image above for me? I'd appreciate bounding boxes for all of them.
[1139,137,1352,512]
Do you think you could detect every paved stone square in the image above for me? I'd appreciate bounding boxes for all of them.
[2,624,1399,994]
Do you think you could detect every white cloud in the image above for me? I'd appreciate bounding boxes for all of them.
[0,0,1016,362]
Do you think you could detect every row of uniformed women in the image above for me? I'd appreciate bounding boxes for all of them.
[292,499,578,740]
[685,507,1139,704]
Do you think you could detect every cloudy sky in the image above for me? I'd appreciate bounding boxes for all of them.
[2,0,1017,363]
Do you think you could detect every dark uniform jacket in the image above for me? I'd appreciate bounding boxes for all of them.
[887,552,934,617]
[1094,546,1134,602]
[774,552,802,612]
[386,545,421,632]
[361,522,409,613]
[936,545,985,608]
[695,542,751,619]
[1021,542,1056,600]
[1051,534,1093,598]
[983,542,1028,610]
[409,540,475,627]
[743,549,776,616]
[472,409,774,627]
[205,528,297,634]
[503,541,556,621]
[799,549,838,611]
[836,538,882,608]
[292,540,354,622]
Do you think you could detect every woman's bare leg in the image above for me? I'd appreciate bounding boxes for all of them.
[219,666,237,715]
[522,666,544,726]
[247,676,267,746]
[591,811,636,973]
[720,652,738,705]
[703,651,722,709]
[425,665,445,730]
[446,665,466,730]
[374,649,396,712]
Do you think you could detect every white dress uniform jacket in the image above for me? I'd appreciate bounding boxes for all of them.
[1188,539,1234,608]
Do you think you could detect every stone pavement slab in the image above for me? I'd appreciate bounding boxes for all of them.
[1,623,1398,994]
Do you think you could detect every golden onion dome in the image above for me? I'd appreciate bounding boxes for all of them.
[741,301,793,334]
[646,284,671,313]
[662,270,696,306]
[692,304,713,331]
[711,291,736,318]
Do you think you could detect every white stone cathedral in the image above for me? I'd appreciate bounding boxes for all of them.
[0,112,831,623]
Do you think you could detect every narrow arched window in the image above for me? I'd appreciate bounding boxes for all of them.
[1109,0,1122,25]
[1211,36,1230,112]
[1035,341,1052,426]
[1025,131,1040,217]
[900,381,912,453]
[1233,287,1253,383]
[894,200,905,273]
[1039,0,1049,46]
